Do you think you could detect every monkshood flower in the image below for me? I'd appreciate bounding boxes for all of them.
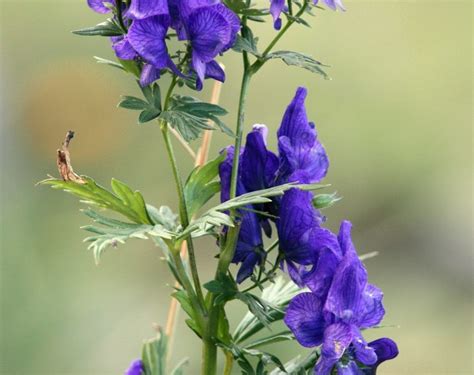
[269,0,345,30]
[241,124,279,236]
[336,338,399,375]
[124,359,144,375]
[172,1,240,88]
[87,0,239,90]
[277,87,329,185]
[284,221,392,375]
[277,188,340,285]
[219,147,265,283]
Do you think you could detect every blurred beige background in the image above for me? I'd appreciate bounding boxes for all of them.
[0,0,472,374]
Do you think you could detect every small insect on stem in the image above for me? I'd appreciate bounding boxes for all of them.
[56,130,86,184]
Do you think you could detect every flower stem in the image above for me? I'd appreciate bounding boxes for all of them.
[223,351,234,375]
[161,78,207,315]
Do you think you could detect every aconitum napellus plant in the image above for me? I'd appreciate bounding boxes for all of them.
[40,0,398,374]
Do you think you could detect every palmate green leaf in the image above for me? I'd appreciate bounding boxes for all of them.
[266,50,329,79]
[38,176,153,225]
[81,209,174,263]
[233,277,303,344]
[159,95,231,142]
[181,183,327,240]
[119,83,163,124]
[184,153,224,217]
[72,18,123,37]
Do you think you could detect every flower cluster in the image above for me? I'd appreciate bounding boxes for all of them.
[219,87,398,373]
[88,0,240,89]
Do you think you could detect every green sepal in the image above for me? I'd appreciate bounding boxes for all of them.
[312,192,342,209]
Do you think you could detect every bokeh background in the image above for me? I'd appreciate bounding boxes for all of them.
[0,0,472,374]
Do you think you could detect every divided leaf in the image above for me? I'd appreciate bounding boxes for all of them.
[266,50,329,79]
[81,209,174,263]
[118,83,162,124]
[159,95,232,142]
[38,176,152,224]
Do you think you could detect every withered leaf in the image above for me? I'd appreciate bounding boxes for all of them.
[56,130,86,184]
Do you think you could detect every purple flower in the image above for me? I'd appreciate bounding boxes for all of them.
[241,125,279,236]
[184,3,240,87]
[124,359,144,375]
[127,0,169,20]
[127,15,180,76]
[277,189,337,265]
[315,0,346,11]
[87,0,114,14]
[269,0,285,30]
[277,87,329,185]
[284,221,389,374]
[219,147,264,283]
[111,36,137,60]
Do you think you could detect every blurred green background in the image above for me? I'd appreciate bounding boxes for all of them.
[0,0,472,374]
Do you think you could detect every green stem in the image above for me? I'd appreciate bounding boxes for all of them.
[229,67,252,200]
[251,0,309,74]
[170,247,205,329]
[161,78,206,315]
[223,351,234,375]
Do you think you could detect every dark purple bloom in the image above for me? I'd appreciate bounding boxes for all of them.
[172,1,239,87]
[127,15,180,75]
[277,188,339,285]
[277,87,329,184]
[241,125,279,236]
[87,0,114,13]
[127,0,169,20]
[124,359,144,375]
[284,221,389,374]
[195,60,226,91]
[219,147,264,283]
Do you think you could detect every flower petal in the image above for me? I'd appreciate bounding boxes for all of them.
[139,64,161,87]
[325,241,367,323]
[87,0,112,14]
[188,7,233,62]
[128,16,171,69]
[277,87,329,184]
[269,0,285,30]
[363,338,399,374]
[358,284,385,329]
[111,36,136,60]
[303,246,341,299]
[351,327,377,365]
[284,292,326,347]
[315,323,353,375]
[124,359,144,375]
[128,0,168,19]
